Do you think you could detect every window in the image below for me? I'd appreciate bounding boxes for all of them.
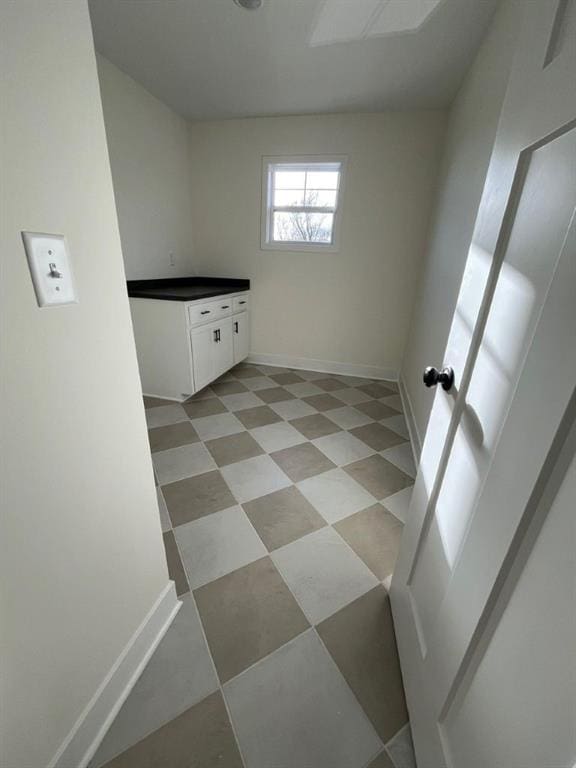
[261,156,346,251]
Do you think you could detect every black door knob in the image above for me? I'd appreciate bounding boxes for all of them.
[423,366,454,391]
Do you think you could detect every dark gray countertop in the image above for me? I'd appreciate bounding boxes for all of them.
[127,277,250,302]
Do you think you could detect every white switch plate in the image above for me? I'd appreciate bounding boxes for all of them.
[21,231,78,307]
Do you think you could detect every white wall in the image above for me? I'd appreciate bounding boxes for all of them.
[96,55,195,279]
[400,0,523,448]
[188,112,447,377]
[0,3,170,766]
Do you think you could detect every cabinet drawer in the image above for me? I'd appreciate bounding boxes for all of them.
[233,294,250,314]
[188,299,232,327]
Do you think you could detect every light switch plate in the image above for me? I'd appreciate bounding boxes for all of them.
[21,231,78,307]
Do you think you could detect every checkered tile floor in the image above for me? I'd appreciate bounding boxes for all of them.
[91,364,417,768]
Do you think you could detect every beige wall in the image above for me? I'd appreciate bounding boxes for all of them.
[188,112,447,375]
[0,3,169,766]
[97,55,196,279]
[400,0,523,448]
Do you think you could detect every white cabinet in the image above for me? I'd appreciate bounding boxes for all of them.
[191,317,235,391]
[233,312,249,364]
[130,290,250,400]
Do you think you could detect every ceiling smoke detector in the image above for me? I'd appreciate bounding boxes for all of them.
[234,0,262,9]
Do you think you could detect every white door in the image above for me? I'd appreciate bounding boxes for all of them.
[214,318,234,379]
[233,312,250,364]
[191,321,220,392]
[391,2,576,766]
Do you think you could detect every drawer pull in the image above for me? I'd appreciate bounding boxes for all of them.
[221,305,230,309]
[200,310,211,315]
[238,300,246,305]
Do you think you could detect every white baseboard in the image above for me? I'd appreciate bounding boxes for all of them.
[49,582,181,768]
[398,375,422,463]
[247,352,398,382]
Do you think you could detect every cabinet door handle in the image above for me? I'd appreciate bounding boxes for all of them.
[213,329,219,342]
[234,321,239,333]
[201,310,211,315]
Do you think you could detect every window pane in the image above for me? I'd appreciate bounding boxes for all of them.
[273,211,334,243]
[305,170,340,190]
[304,189,337,207]
[274,189,305,206]
[274,170,305,189]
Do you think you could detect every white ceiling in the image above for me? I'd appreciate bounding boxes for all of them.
[89,0,500,121]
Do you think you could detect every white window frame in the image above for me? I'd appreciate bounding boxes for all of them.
[260,155,347,253]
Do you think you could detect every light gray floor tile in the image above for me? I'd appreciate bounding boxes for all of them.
[272,527,378,624]
[326,406,372,430]
[92,596,219,767]
[332,387,372,406]
[242,376,276,391]
[283,381,324,397]
[381,443,416,478]
[385,724,417,768]
[145,404,188,429]
[156,488,171,532]
[381,394,403,412]
[381,414,410,439]
[221,454,291,503]
[381,486,413,525]
[219,391,263,412]
[152,443,216,485]
[297,468,377,524]
[191,412,244,441]
[175,506,267,589]
[270,398,316,420]
[250,421,306,453]
[313,431,375,466]
[223,629,382,768]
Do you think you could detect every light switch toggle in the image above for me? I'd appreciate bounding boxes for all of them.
[48,263,62,278]
[21,231,78,307]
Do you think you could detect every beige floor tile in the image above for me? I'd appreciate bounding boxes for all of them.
[211,380,247,396]
[303,393,342,412]
[367,750,396,768]
[236,405,282,429]
[162,470,236,527]
[290,413,341,440]
[162,531,189,596]
[243,485,326,551]
[194,557,309,682]
[148,421,199,453]
[143,395,174,409]
[357,383,395,399]
[344,455,413,500]
[314,377,346,392]
[231,364,262,379]
[334,504,403,580]
[271,442,335,482]
[355,400,400,421]
[255,386,296,404]
[183,398,227,420]
[350,423,407,451]
[100,691,242,768]
[205,431,263,467]
[270,372,304,385]
[317,586,408,743]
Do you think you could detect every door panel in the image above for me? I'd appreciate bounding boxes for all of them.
[191,321,218,392]
[391,1,576,764]
[215,318,234,379]
[233,312,250,364]
[409,128,576,648]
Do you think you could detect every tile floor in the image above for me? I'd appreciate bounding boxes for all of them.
[91,363,417,768]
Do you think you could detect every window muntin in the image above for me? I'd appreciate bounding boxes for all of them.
[262,158,345,251]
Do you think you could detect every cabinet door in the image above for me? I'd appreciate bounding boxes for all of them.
[233,312,250,364]
[215,318,234,378]
[190,322,219,392]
